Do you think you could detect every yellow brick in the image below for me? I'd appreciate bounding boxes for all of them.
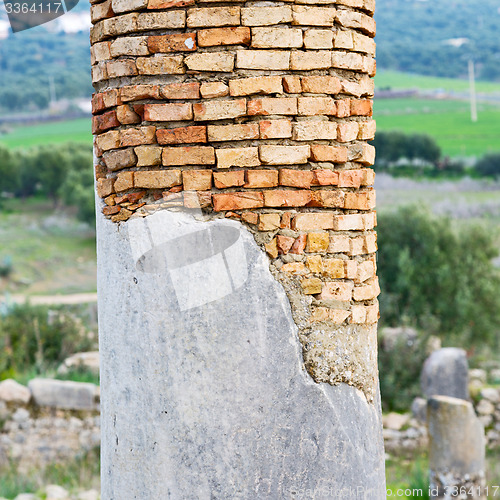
[306,233,329,252]
[322,259,344,278]
[292,6,336,26]
[241,6,292,26]
[306,255,323,273]
[281,262,308,275]
[258,213,281,231]
[301,277,323,295]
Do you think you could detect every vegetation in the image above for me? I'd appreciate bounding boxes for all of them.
[0,302,96,380]
[376,0,500,81]
[475,153,500,178]
[377,206,500,348]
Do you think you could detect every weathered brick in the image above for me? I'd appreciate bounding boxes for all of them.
[247,98,297,116]
[148,33,196,53]
[258,213,281,231]
[241,6,292,26]
[259,145,310,164]
[229,76,283,96]
[92,63,108,84]
[96,130,120,152]
[259,120,292,139]
[103,149,137,171]
[290,51,331,70]
[106,59,138,78]
[241,212,259,225]
[342,76,374,97]
[331,51,365,72]
[207,123,259,142]
[350,99,373,116]
[134,170,182,189]
[353,32,376,55]
[245,170,279,188]
[293,121,337,141]
[303,29,333,49]
[292,213,334,230]
[116,105,141,125]
[333,30,353,50]
[157,126,207,145]
[349,143,376,166]
[298,97,336,116]
[112,0,147,13]
[137,11,186,30]
[91,0,113,23]
[213,171,245,189]
[281,262,308,274]
[322,258,345,278]
[329,234,350,253]
[318,281,353,301]
[277,235,295,255]
[279,169,314,188]
[110,36,150,57]
[306,255,322,273]
[182,170,213,190]
[160,82,200,100]
[313,169,339,186]
[121,84,160,102]
[91,42,111,64]
[185,52,234,72]
[282,76,302,94]
[335,99,351,118]
[96,178,115,198]
[212,192,264,211]
[92,90,121,114]
[193,99,246,121]
[352,278,380,301]
[136,55,184,75]
[251,27,303,48]
[356,259,376,283]
[120,126,156,147]
[265,238,278,259]
[310,307,350,324]
[290,234,307,254]
[307,232,329,252]
[301,278,322,295]
[200,82,229,98]
[338,169,366,187]
[301,75,341,94]
[162,146,215,166]
[292,6,336,26]
[187,7,240,27]
[309,190,345,208]
[144,103,193,122]
[147,0,194,8]
[114,171,135,192]
[134,145,162,166]
[197,27,250,47]
[236,50,290,70]
[216,147,260,169]
[336,10,376,37]
[263,189,312,207]
[337,121,359,142]
[358,120,376,140]
[333,212,376,230]
[344,190,376,210]
[310,145,348,163]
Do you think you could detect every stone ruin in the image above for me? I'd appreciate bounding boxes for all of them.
[90,0,385,496]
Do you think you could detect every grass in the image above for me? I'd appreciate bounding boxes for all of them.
[0,118,92,149]
[0,197,96,295]
[374,100,500,157]
[0,447,100,499]
[375,70,500,94]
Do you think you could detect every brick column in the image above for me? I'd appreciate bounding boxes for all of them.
[91,0,384,496]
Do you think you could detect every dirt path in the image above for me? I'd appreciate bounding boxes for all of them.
[7,292,98,306]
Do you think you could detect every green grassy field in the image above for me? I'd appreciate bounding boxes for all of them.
[376,70,500,94]
[375,98,500,157]
[0,118,91,149]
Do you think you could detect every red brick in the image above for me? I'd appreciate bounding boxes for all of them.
[277,235,295,255]
[336,99,351,118]
[350,99,373,116]
[198,27,251,47]
[310,145,348,163]
[119,126,156,147]
[213,171,245,189]
[212,192,264,211]
[344,190,376,210]
[313,169,339,186]
[263,189,312,207]
[259,120,292,139]
[338,169,365,188]
[289,234,307,254]
[160,82,200,100]
[96,178,115,198]
[282,75,302,93]
[247,98,297,116]
[309,190,345,208]
[121,84,160,102]
[148,33,197,53]
[279,169,314,188]
[157,126,207,145]
[245,170,278,188]
[92,110,120,134]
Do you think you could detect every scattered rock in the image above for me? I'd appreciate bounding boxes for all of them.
[411,397,427,423]
[57,352,100,376]
[469,368,487,385]
[0,379,31,404]
[421,348,469,400]
[14,495,37,500]
[480,387,500,403]
[45,484,69,500]
[380,326,417,351]
[383,412,410,431]
[28,379,97,411]
[476,399,495,416]
[77,490,100,500]
[490,369,500,383]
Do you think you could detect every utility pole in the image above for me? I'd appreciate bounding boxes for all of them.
[468,59,478,123]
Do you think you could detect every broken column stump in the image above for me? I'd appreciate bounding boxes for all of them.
[90,0,385,496]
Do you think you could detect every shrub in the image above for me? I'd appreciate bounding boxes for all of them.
[377,206,500,348]
[475,152,500,178]
[0,303,95,379]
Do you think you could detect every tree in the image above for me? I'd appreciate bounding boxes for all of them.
[475,152,500,178]
[0,144,20,194]
[377,206,500,347]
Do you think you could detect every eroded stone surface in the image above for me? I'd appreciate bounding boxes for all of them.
[98,210,386,499]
